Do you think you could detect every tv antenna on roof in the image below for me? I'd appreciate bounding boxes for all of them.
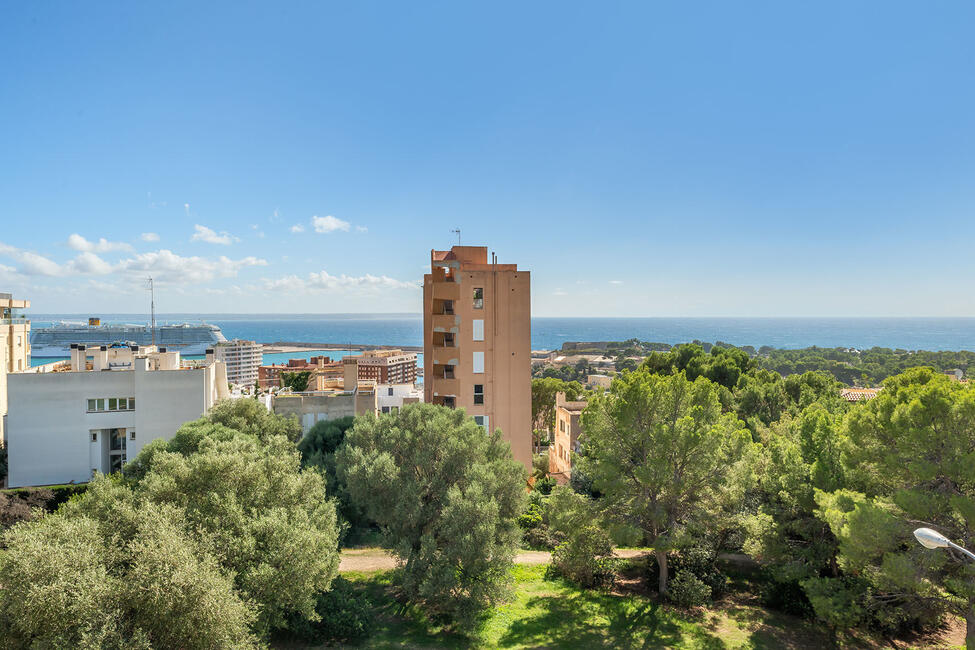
[450,228,461,245]
[147,277,156,346]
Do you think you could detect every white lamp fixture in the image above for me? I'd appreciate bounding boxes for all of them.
[913,527,975,561]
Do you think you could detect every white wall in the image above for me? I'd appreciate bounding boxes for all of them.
[6,364,218,488]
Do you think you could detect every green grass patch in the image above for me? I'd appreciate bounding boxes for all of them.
[292,563,849,649]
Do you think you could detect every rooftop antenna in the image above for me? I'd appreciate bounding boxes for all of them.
[450,228,461,245]
[147,277,156,346]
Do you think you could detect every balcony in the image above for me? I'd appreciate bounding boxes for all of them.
[430,377,458,396]
[431,395,456,408]
[431,281,460,301]
[431,313,458,332]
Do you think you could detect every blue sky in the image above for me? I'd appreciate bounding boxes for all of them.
[2,2,974,316]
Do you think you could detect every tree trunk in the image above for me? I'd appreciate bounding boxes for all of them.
[966,605,975,650]
[655,549,669,595]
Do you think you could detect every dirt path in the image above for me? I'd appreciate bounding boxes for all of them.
[338,547,649,573]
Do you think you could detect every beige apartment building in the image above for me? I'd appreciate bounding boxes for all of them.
[1,292,31,443]
[548,391,588,478]
[423,246,532,469]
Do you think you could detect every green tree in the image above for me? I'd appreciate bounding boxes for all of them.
[818,368,975,645]
[206,396,303,442]
[282,370,312,392]
[297,416,368,534]
[531,377,584,451]
[579,370,756,594]
[128,425,340,632]
[0,485,259,649]
[337,404,526,626]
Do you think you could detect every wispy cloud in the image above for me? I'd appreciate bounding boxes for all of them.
[290,224,305,233]
[260,270,418,294]
[67,234,133,253]
[191,224,239,245]
[141,232,160,242]
[609,280,624,285]
[553,288,568,296]
[119,250,267,284]
[356,225,368,233]
[311,215,351,234]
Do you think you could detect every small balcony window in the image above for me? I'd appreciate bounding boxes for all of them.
[473,288,484,309]
[474,384,484,405]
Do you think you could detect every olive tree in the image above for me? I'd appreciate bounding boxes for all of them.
[337,403,526,626]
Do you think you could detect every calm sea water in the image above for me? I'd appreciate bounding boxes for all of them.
[29,314,975,351]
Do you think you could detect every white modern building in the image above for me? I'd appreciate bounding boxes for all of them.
[377,382,423,414]
[214,339,263,387]
[6,343,230,487]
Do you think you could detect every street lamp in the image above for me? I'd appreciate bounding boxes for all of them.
[913,527,975,562]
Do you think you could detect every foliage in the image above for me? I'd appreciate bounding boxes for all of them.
[533,476,556,495]
[205,397,303,442]
[296,416,368,536]
[551,523,617,588]
[282,370,312,392]
[668,571,713,608]
[531,377,584,442]
[814,368,975,637]
[337,404,526,628]
[671,543,728,599]
[579,370,757,594]
[281,576,371,644]
[0,492,259,649]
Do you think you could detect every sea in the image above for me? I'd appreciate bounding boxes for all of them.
[27,314,975,368]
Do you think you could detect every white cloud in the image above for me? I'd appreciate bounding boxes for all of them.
[609,280,624,285]
[260,270,418,294]
[0,242,65,276]
[356,225,368,233]
[290,224,305,233]
[67,234,133,253]
[311,215,351,234]
[191,224,239,245]
[141,232,160,242]
[119,249,267,285]
[67,252,114,275]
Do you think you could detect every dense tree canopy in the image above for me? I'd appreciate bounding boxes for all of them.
[337,404,526,626]
[579,370,758,594]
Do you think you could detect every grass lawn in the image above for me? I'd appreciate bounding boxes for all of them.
[281,563,912,650]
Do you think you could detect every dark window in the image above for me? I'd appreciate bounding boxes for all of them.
[473,287,484,309]
[474,384,484,405]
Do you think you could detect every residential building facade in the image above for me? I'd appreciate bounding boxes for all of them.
[377,382,423,414]
[258,356,342,391]
[214,339,263,386]
[6,344,229,487]
[423,246,532,469]
[341,349,418,386]
[272,384,377,433]
[0,292,30,443]
[548,391,587,478]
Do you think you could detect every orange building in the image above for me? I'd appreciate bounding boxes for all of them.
[341,349,418,386]
[423,246,532,469]
[548,391,588,478]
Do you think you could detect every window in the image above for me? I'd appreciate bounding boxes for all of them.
[474,384,484,405]
[87,397,134,413]
[472,319,484,341]
[381,406,391,414]
[473,415,489,431]
[96,399,105,411]
[388,387,394,396]
[108,398,118,410]
[472,351,484,374]
[560,419,565,432]
[473,287,484,309]
[442,300,454,315]
[88,399,97,412]
[129,430,136,440]
[91,432,98,442]
[129,398,135,410]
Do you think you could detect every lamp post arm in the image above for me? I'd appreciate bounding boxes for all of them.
[946,540,975,563]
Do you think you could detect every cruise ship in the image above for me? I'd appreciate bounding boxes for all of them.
[30,320,227,358]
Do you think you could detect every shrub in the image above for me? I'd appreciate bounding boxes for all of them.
[551,524,616,588]
[518,503,544,531]
[534,475,556,495]
[668,571,712,608]
[283,576,371,643]
[671,543,728,598]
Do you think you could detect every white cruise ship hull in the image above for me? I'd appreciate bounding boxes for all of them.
[30,341,219,358]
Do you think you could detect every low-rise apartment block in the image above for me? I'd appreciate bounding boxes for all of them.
[259,356,343,391]
[6,344,230,487]
[214,339,263,386]
[342,349,418,386]
[548,391,588,479]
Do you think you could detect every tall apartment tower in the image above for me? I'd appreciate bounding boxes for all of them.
[0,292,30,444]
[423,246,532,469]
